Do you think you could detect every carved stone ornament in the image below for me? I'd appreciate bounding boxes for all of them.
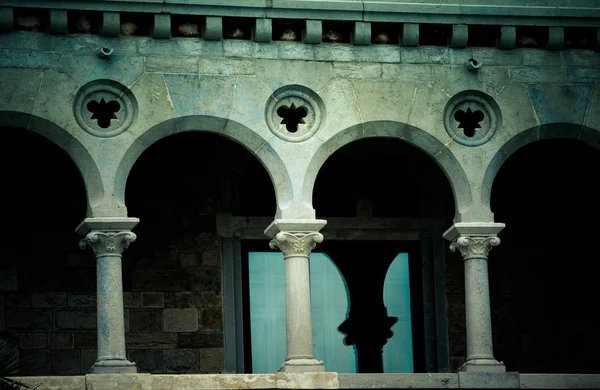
[265,85,326,142]
[73,79,138,138]
[443,90,501,147]
[449,235,501,259]
[269,231,324,258]
[79,231,137,257]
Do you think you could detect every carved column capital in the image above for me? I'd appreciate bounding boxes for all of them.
[269,231,324,258]
[449,235,500,259]
[79,231,137,257]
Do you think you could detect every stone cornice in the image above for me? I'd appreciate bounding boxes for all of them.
[3,0,599,26]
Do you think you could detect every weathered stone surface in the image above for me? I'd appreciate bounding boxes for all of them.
[52,350,81,375]
[151,374,276,389]
[0,268,18,291]
[145,56,199,74]
[401,47,471,65]
[199,58,254,75]
[164,291,221,308]
[458,372,520,389]
[86,374,152,390]
[5,293,31,308]
[20,333,47,349]
[178,251,200,267]
[199,347,224,373]
[127,349,165,374]
[32,292,67,308]
[256,59,332,91]
[49,333,74,349]
[0,50,61,69]
[199,307,222,331]
[11,376,85,390]
[339,373,459,388]
[125,333,177,349]
[164,308,198,332]
[61,54,144,87]
[140,292,164,308]
[277,372,339,389]
[520,374,600,389]
[164,349,200,373]
[68,293,96,308]
[510,67,566,83]
[178,332,224,348]
[567,68,600,83]
[528,85,591,125]
[201,249,221,267]
[130,309,162,332]
[6,309,53,332]
[55,309,96,331]
[333,62,382,79]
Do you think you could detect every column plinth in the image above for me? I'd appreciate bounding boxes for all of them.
[77,218,139,374]
[266,219,327,373]
[444,222,506,373]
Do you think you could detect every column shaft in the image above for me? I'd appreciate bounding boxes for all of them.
[97,254,128,361]
[464,255,495,360]
[285,254,314,359]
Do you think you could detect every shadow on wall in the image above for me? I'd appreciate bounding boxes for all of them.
[489,139,600,374]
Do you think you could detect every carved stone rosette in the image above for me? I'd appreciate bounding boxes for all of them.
[449,235,501,260]
[79,231,137,257]
[269,231,324,258]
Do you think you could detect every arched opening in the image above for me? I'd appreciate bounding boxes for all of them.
[490,138,600,374]
[311,137,456,373]
[124,131,276,374]
[1,128,88,375]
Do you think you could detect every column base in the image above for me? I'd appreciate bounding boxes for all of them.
[90,358,137,374]
[278,358,325,373]
[460,358,506,373]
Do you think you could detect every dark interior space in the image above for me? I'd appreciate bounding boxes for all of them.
[1,128,89,375]
[490,138,600,374]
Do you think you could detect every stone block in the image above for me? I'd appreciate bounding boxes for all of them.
[86,374,152,390]
[127,349,165,373]
[123,292,140,308]
[6,309,53,332]
[546,26,564,50]
[401,47,471,65]
[498,26,516,49]
[333,62,382,79]
[353,22,371,45]
[519,374,600,389]
[203,16,223,41]
[61,54,144,87]
[567,68,600,83]
[510,67,565,83]
[133,268,221,292]
[164,308,198,332]
[81,349,97,373]
[138,38,223,57]
[314,44,400,63]
[125,332,177,349]
[199,307,222,331]
[12,376,85,390]
[304,20,322,44]
[165,349,200,373]
[0,50,61,69]
[5,293,31,308]
[201,249,221,267]
[49,333,74,349]
[256,59,331,91]
[402,23,419,47]
[0,268,18,291]
[563,50,600,67]
[178,332,223,348]
[152,14,171,39]
[199,347,224,373]
[339,373,459,388]
[75,333,97,350]
[528,85,591,125]
[20,350,51,375]
[450,24,468,48]
[165,291,221,308]
[277,372,339,389]
[141,292,164,308]
[52,349,81,375]
[381,63,432,83]
[472,48,522,66]
[458,372,520,388]
[178,251,201,267]
[151,374,276,389]
[522,50,563,67]
[198,57,254,75]
[20,333,47,349]
[68,293,96,308]
[255,18,272,42]
[100,11,120,37]
[145,56,199,74]
[55,309,96,331]
[130,309,162,332]
[32,292,67,308]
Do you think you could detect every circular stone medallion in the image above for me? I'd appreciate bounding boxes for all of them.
[74,80,138,138]
[265,85,325,142]
[443,90,501,147]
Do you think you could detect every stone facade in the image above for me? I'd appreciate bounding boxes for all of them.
[0,0,599,388]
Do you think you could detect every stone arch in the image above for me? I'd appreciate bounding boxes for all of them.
[305,121,470,221]
[482,123,600,213]
[116,115,292,217]
[0,111,103,216]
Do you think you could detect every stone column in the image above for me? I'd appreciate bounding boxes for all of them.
[77,218,139,374]
[265,219,327,373]
[444,222,506,372]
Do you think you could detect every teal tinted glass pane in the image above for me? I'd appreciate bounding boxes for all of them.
[248,252,287,373]
[382,253,414,373]
[310,253,357,373]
